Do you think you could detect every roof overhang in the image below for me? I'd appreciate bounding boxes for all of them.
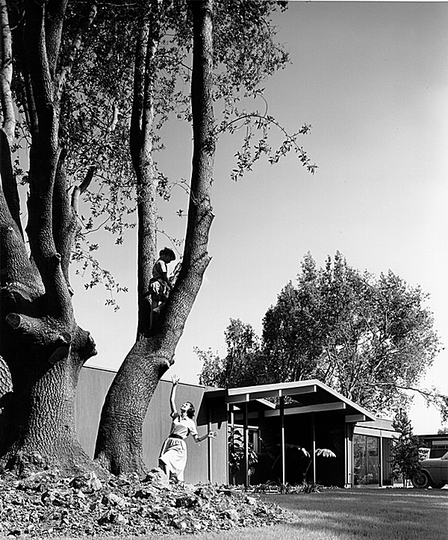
[204,379,376,421]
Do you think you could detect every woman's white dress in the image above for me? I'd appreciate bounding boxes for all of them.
[159,413,198,481]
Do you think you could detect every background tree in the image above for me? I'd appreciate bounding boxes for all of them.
[199,252,445,419]
[390,409,422,486]
[198,318,261,388]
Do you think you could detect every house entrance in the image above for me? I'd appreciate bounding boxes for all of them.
[353,434,379,485]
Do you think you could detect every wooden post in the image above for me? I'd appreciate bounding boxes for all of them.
[244,401,249,489]
[229,404,234,485]
[379,432,383,487]
[344,422,351,487]
[312,413,316,483]
[280,395,286,486]
[208,406,212,483]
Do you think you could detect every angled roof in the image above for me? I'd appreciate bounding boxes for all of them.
[204,379,377,422]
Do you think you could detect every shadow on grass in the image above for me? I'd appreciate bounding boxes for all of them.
[262,488,448,540]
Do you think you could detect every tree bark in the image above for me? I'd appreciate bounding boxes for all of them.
[0,0,99,476]
[95,0,215,476]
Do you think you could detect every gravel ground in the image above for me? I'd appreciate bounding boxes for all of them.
[0,468,293,537]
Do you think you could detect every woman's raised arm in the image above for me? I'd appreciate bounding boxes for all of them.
[170,375,180,416]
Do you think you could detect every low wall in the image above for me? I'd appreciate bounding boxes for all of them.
[75,365,228,484]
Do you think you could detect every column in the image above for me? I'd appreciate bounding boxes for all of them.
[280,395,286,485]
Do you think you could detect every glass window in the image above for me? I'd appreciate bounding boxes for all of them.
[354,434,379,485]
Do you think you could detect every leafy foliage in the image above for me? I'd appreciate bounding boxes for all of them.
[390,409,422,485]
[198,318,262,388]
[227,425,258,481]
[25,0,314,297]
[198,253,444,418]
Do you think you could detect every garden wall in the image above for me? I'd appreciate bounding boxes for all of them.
[75,365,228,484]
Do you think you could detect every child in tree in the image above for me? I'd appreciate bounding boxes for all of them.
[148,247,176,315]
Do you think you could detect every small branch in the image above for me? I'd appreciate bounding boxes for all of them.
[82,216,111,235]
[179,61,193,73]
[108,102,119,132]
[218,109,317,181]
[5,312,72,365]
[71,165,96,214]
[363,380,448,418]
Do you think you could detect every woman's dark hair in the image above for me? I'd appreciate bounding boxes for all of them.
[186,402,195,418]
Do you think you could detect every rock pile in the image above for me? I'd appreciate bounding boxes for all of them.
[0,468,293,537]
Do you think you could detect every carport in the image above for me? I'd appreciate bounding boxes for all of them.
[205,379,377,487]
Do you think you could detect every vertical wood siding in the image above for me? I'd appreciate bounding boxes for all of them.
[75,366,228,484]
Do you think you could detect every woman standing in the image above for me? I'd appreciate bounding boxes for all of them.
[159,375,216,482]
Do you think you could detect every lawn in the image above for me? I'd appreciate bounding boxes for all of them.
[108,487,448,540]
[258,487,448,540]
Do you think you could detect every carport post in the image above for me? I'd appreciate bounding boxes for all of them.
[312,412,316,483]
[244,401,249,489]
[229,404,235,484]
[280,395,286,485]
[208,406,213,483]
[379,432,383,487]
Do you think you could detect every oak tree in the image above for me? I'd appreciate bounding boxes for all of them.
[1,0,314,474]
[0,0,98,473]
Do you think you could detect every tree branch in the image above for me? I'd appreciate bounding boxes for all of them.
[55,1,98,102]
[23,0,54,138]
[129,3,161,335]
[0,0,15,142]
[45,0,69,79]
[0,180,40,293]
[0,1,23,238]
[130,13,150,165]
[5,312,72,365]
[182,0,215,272]
[71,165,96,214]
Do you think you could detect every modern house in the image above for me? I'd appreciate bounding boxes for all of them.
[76,365,397,487]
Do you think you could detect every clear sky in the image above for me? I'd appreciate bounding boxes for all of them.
[72,1,448,434]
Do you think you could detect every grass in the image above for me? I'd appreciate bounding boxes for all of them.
[259,487,448,539]
[76,487,448,540]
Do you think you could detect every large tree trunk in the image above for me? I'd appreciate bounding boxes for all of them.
[0,325,96,473]
[0,0,99,476]
[0,171,98,474]
[95,0,215,475]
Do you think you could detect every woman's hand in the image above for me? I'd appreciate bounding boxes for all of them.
[171,375,180,386]
[195,431,217,444]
